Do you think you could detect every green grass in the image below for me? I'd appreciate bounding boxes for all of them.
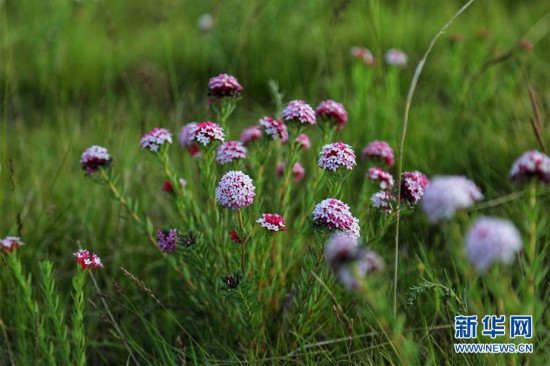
[1,0,550,364]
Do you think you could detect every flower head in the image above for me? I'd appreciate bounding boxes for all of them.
[80,145,112,174]
[223,272,242,289]
[316,100,348,130]
[259,117,288,143]
[401,171,430,206]
[157,229,178,253]
[281,100,316,125]
[367,167,394,190]
[384,49,408,67]
[257,213,287,232]
[371,191,395,215]
[277,162,306,183]
[362,140,395,167]
[465,217,522,272]
[179,123,197,148]
[208,73,243,99]
[421,176,483,223]
[240,125,262,145]
[313,198,360,238]
[325,232,360,269]
[74,249,103,270]
[140,128,172,151]
[1,236,25,253]
[509,150,550,184]
[230,229,244,243]
[216,141,247,165]
[190,122,225,146]
[350,47,375,66]
[216,171,256,210]
[198,13,214,33]
[318,142,356,172]
[295,134,311,150]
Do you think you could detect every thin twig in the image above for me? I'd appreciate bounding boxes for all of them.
[393,0,476,316]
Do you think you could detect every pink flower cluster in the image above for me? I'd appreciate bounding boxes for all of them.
[157,229,178,253]
[140,128,173,151]
[208,73,243,98]
[384,49,408,67]
[257,213,287,232]
[259,117,289,143]
[281,100,316,125]
[1,236,25,252]
[295,134,311,149]
[509,150,550,184]
[277,162,306,183]
[371,191,395,215]
[318,142,356,172]
[401,171,430,206]
[216,171,256,210]
[80,145,112,174]
[421,176,483,223]
[312,198,360,238]
[325,233,384,290]
[240,125,262,145]
[179,123,196,148]
[74,249,103,270]
[189,122,225,146]
[316,100,348,130]
[465,217,522,272]
[366,167,394,189]
[350,47,375,66]
[216,141,247,165]
[362,140,395,167]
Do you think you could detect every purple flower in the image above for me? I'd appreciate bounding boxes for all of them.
[257,213,287,232]
[295,134,311,149]
[384,49,408,67]
[140,128,172,152]
[315,100,348,130]
[401,171,430,206]
[362,140,395,167]
[318,142,356,172]
[216,141,247,165]
[157,229,179,253]
[366,167,394,190]
[371,191,395,215]
[465,217,522,272]
[313,198,360,238]
[1,236,25,253]
[421,176,483,223]
[190,122,225,146]
[80,146,112,174]
[350,47,375,66]
[509,150,550,184]
[216,171,256,210]
[259,117,288,143]
[281,100,316,125]
[240,125,262,145]
[208,73,243,98]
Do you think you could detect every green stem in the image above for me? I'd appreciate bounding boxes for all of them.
[71,268,88,366]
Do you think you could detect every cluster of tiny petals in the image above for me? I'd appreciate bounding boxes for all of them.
[371,191,395,214]
[207,73,243,98]
[216,171,256,210]
[384,49,408,67]
[421,176,483,223]
[140,128,172,151]
[350,47,375,65]
[276,162,306,182]
[240,125,262,144]
[157,229,178,253]
[465,217,522,272]
[295,134,311,149]
[256,213,287,232]
[80,145,112,174]
[509,150,550,184]
[401,171,430,206]
[1,236,25,252]
[318,142,357,172]
[313,198,360,239]
[316,100,348,129]
[325,232,359,268]
[216,141,248,165]
[179,123,197,148]
[190,122,225,146]
[74,249,103,270]
[259,117,289,143]
[367,167,394,189]
[362,140,395,167]
[281,100,316,125]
